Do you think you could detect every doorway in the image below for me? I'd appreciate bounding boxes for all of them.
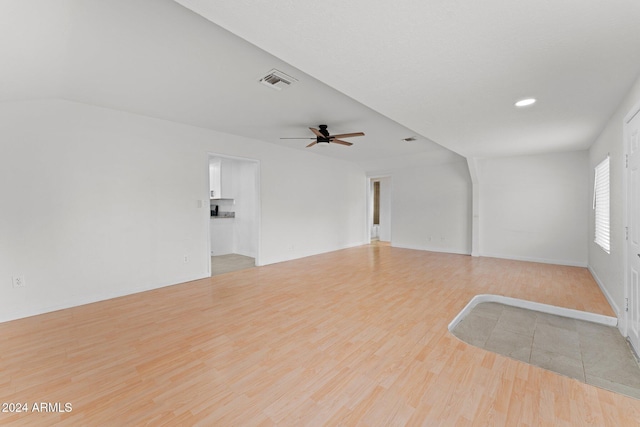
[208,153,261,275]
[368,176,391,243]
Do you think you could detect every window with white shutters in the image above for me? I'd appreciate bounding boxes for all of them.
[593,156,610,254]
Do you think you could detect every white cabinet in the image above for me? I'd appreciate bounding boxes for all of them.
[210,217,235,255]
[209,158,234,199]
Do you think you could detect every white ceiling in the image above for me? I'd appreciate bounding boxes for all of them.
[175,0,640,158]
[0,0,460,170]
[2,0,639,168]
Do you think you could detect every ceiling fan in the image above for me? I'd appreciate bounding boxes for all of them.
[281,124,364,147]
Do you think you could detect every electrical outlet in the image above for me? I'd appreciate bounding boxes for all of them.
[12,276,25,288]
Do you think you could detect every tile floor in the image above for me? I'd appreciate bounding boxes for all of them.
[211,253,255,276]
[451,302,640,399]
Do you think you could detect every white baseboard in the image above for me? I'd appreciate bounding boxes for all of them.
[0,273,209,324]
[587,265,621,330]
[479,252,588,268]
[259,241,367,266]
[391,243,471,256]
[448,294,617,332]
[587,265,620,316]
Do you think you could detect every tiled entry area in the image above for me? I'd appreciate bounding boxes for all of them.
[451,302,640,399]
[211,254,255,276]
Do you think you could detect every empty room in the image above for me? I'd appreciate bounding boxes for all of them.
[2,0,640,425]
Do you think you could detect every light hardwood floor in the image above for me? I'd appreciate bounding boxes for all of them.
[1,244,638,426]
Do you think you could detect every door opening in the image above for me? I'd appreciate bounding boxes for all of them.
[372,181,381,240]
[368,176,391,243]
[207,153,261,276]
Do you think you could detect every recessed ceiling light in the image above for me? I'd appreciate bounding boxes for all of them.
[515,98,536,107]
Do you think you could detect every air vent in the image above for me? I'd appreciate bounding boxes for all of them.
[259,69,297,91]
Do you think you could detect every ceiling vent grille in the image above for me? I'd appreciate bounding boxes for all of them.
[259,69,297,90]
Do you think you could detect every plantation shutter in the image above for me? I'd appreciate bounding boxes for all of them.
[593,156,610,253]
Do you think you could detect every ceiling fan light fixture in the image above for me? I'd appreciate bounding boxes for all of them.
[282,124,363,148]
[515,98,536,107]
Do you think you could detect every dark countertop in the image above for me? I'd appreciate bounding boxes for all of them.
[211,211,235,218]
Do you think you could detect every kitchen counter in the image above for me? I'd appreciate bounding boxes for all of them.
[211,211,235,218]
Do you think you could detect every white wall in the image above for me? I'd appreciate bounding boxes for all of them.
[588,74,640,319]
[380,160,472,254]
[478,151,589,266]
[232,159,258,258]
[259,154,366,263]
[0,99,367,321]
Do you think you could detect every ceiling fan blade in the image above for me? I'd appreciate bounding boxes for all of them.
[330,132,365,139]
[309,127,324,138]
[280,137,315,139]
[332,139,353,146]
[306,141,318,148]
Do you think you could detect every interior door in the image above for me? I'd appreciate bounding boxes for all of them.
[626,107,640,354]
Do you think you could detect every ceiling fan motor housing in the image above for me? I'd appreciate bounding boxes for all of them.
[318,124,330,138]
